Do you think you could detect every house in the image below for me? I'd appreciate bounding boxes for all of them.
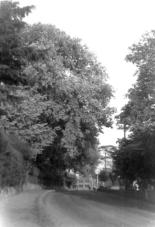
[75,175,97,190]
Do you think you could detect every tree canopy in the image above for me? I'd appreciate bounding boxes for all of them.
[114,31,155,190]
[19,23,113,178]
[0,1,114,187]
[0,0,34,188]
[0,1,34,85]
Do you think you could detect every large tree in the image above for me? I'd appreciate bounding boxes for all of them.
[0,1,34,188]
[0,0,34,115]
[3,23,113,179]
[0,2,51,155]
[114,31,155,190]
[0,2,113,186]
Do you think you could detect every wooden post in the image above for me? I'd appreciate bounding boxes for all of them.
[123,123,126,139]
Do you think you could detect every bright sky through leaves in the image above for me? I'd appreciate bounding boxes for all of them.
[19,0,155,145]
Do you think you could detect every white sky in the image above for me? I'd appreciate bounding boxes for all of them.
[19,0,155,145]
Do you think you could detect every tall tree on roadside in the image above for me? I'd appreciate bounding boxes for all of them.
[0,1,34,188]
[114,31,155,191]
[0,1,114,186]
[0,0,34,116]
[4,23,114,179]
[0,2,52,155]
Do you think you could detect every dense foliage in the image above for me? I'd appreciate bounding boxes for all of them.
[0,129,32,188]
[0,1,113,187]
[25,24,113,183]
[114,31,155,190]
[0,1,34,188]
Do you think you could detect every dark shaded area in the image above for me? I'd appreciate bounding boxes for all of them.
[0,129,32,188]
[35,144,66,188]
[55,190,155,212]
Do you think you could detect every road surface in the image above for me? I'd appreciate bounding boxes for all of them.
[43,190,155,227]
[1,189,155,227]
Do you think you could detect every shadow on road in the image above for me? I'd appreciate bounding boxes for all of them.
[55,189,155,212]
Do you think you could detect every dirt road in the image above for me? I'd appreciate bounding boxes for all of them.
[43,190,155,227]
[0,190,42,227]
[1,189,155,227]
